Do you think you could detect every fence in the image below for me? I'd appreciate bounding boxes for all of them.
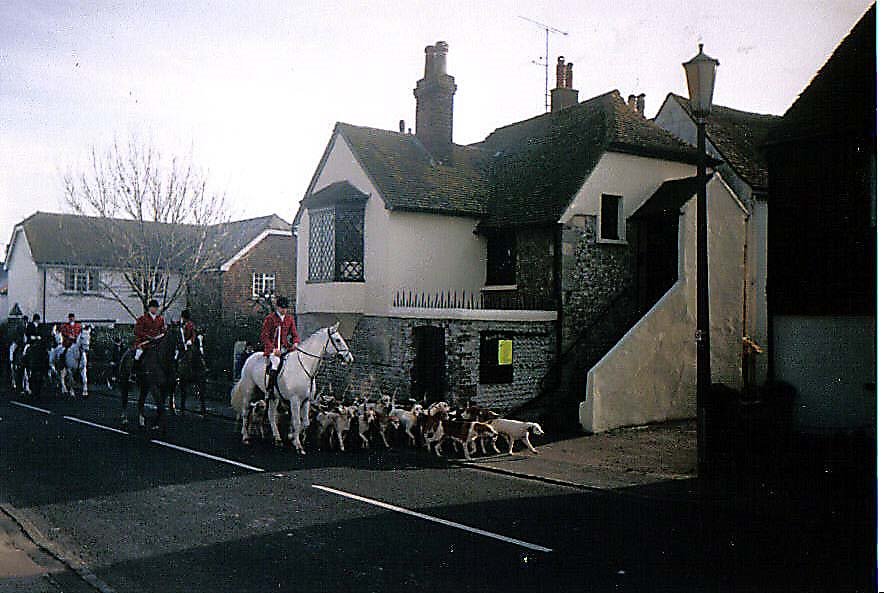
[392,289,556,311]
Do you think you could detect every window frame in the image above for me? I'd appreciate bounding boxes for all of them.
[598,193,626,243]
[64,267,98,293]
[307,203,365,284]
[479,332,514,385]
[251,272,276,299]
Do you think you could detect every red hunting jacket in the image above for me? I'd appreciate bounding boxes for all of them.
[59,322,82,348]
[134,313,166,349]
[182,320,197,344]
[260,313,300,356]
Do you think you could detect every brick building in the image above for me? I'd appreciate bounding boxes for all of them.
[187,214,296,375]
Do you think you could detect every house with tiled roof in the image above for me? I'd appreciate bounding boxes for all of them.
[3,212,294,327]
[295,42,763,431]
[766,5,875,433]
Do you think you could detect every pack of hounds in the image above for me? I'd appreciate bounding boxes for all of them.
[241,385,544,460]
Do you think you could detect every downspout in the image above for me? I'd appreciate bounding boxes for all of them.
[42,266,46,321]
[554,224,563,357]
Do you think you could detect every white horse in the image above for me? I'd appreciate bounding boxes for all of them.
[49,325,91,397]
[230,323,354,453]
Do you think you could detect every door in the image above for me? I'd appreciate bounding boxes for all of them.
[636,212,680,311]
[411,325,446,403]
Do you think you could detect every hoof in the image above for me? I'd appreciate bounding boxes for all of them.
[120,416,129,427]
[274,439,284,448]
[242,438,251,446]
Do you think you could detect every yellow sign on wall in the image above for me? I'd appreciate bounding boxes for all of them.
[498,339,513,365]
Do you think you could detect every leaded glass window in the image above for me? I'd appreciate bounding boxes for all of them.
[308,208,335,282]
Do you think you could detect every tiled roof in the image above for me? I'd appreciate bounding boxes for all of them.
[336,123,490,217]
[304,91,694,228]
[477,90,696,226]
[769,4,875,144]
[669,94,780,190]
[12,212,290,270]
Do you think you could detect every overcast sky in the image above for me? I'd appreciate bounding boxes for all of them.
[0,0,874,249]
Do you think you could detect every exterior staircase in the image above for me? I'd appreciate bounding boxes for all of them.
[513,287,644,433]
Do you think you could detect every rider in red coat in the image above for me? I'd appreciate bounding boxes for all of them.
[180,309,197,348]
[58,313,82,364]
[260,296,299,397]
[134,299,166,360]
[59,313,82,348]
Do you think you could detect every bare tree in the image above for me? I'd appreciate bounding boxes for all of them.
[62,137,231,320]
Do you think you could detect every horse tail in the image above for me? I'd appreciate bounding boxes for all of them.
[230,376,250,412]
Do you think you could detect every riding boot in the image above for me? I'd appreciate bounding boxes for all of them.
[265,368,279,400]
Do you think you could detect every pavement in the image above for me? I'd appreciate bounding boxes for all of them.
[0,386,875,592]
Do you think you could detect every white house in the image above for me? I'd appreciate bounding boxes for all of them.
[294,41,769,431]
[4,212,293,327]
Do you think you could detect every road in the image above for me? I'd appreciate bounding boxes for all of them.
[0,389,874,592]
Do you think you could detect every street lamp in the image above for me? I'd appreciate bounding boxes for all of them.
[683,43,718,477]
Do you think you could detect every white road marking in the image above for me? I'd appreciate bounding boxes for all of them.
[312,484,554,553]
[150,439,265,473]
[63,416,130,436]
[10,401,52,415]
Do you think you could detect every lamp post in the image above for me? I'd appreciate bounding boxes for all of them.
[683,44,718,477]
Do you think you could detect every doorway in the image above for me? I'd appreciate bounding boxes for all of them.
[411,325,446,403]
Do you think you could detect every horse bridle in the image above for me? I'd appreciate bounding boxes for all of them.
[293,327,351,381]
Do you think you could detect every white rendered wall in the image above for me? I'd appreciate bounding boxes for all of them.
[296,132,486,317]
[772,315,875,432]
[580,175,748,432]
[5,228,41,319]
[561,151,696,225]
[43,268,184,324]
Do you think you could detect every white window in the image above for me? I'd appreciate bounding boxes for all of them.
[252,272,276,298]
[599,194,624,242]
[64,268,97,292]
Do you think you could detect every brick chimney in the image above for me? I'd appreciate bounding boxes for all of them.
[550,57,578,112]
[414,41,457,163]
[636,93,646,117]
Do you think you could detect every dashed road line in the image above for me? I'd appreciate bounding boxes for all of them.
[63,415,130,436]
[150,439,265,472]
[11,400,263,473]
[10,401,52,415]
[312,484,554,553]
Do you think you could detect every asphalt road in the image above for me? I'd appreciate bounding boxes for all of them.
[0,389,874,593]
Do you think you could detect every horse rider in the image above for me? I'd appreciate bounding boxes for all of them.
[58,313,82,364]
[134,299,166,364]
[179,309,197,351]
[22,313,41,358]
[260,296,299,398]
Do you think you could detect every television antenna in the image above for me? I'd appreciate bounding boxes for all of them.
[519,15,568,111]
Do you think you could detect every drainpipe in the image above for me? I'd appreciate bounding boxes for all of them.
[554,224,563,357]
[42,267,46,321]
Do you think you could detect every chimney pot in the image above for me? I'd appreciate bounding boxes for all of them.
[636,93,646,117]
[550,58,578,112]
[627,94,637,111]
[399,120,406,133]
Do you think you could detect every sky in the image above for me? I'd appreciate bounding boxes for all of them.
[0,0,874,250]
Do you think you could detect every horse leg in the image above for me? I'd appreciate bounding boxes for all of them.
[289,400,305,455]
[120,379,130,426]
[80,362,88,399]
[198,380,207,416]
[267,398,284,447]
[137,382,148,429]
